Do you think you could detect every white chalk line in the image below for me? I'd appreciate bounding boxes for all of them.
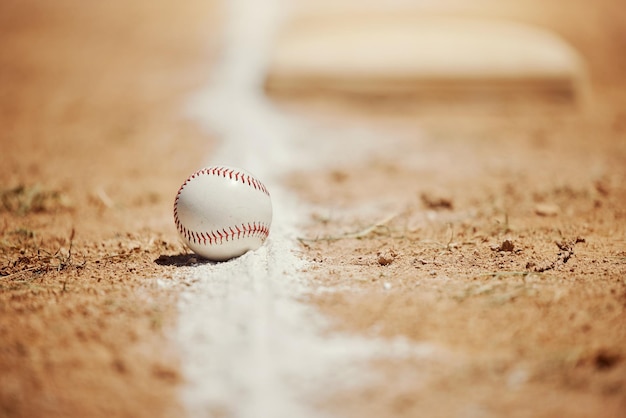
[173,0,450,417]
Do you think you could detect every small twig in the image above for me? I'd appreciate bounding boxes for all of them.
[299,213,398,242]
[530,236,585,273]
[98,253,131,260]
[503,212,511,233]
[1,266,44,280]
[67,228,75,264]
[474,271,530,278]
[96,188,114,208]
[445,223,454,251]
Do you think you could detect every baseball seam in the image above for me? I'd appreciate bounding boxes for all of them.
[175,220,270,246]
[179,166,270,196]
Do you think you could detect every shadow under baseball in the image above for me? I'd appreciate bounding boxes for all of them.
[154,253,213,267]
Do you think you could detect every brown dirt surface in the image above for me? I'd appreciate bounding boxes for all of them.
[1,0,625,418]
[290,110,626,416]
[277,1,626,416]
[1,1,217,417]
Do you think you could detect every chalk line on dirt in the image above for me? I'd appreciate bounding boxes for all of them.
[174,1,446,417]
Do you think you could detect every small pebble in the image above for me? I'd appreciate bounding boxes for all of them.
[534,203,560,217]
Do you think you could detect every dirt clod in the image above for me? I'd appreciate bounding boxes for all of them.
[493,239,515,252]
[420,188,454,210]
[377,250,397,266]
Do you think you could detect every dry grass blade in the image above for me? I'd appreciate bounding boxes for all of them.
[0,184,69,215]
[299,213,399,242]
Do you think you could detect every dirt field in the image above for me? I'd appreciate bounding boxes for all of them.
[0,1,217,417]
[1,1,625,418]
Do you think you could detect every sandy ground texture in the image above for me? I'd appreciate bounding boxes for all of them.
[0,1,218,417]
[1,0,625,418]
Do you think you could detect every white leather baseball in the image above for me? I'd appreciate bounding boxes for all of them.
[174,166,272,261]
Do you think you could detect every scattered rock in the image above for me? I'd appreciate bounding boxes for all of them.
[491,239,515,252]
[377,249,397,266]
[534,202,560,217]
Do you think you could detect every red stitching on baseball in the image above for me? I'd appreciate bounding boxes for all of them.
[174,166,270,201]
[174,217,270,246]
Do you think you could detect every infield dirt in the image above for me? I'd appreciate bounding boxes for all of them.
[1,1,625,417]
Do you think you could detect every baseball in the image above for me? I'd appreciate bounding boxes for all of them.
[174,166,272,261]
